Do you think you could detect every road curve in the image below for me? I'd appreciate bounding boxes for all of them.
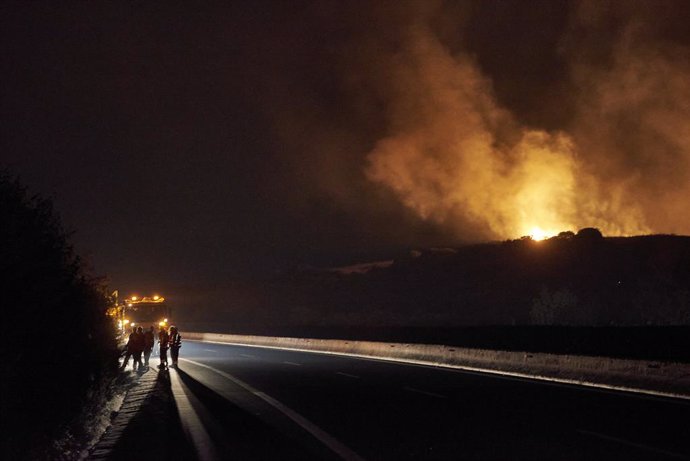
[170,340,690,460]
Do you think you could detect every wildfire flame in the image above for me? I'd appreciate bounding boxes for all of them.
[365,26,652,240]
[528,227,557,241]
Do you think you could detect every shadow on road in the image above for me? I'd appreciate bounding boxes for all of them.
[173,366,337,460]
[102,368,195,461]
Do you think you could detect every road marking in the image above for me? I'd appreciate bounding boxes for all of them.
[192,340,690,402]
[336,372,360,379]
[577,429,688,459]
[203,349,218,353]
[169,368,219,461]
[239,353,256,359]
[180,358,365,461]
[403,386,448,399]
[283,361,302,366]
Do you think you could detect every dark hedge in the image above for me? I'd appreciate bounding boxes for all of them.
[0,171,119,459]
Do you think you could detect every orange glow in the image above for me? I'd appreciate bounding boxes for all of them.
[528,227,555,241]
[363,28,652,240]
[126,295,165,304]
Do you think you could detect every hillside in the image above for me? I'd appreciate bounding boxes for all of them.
[188,232,690,331]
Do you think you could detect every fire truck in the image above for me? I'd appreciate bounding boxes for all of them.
[117,295,172,333]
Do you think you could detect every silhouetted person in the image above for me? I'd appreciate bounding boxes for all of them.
[131,326,145,371]
[121,326,144,371]
[120,327,136,371]
[143,326,155,367]
[158,326,170,369]
[169,326,182,367]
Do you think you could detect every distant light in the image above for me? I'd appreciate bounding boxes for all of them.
[127,303,132,307]
[529,227,556,241]
[153,295,160,300]
[131,296,138,301]
[164,318,168,323]
[158,321,165,327]
[123,319,130,325]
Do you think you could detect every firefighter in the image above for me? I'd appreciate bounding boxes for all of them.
[143,326,155,368]
[121,326,144,371]
[131,326,145,371]
[158,326,170,369]
[119,327,135,371]
[169,326,182,367]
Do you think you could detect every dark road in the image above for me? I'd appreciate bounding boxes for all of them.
[170,340,690,460]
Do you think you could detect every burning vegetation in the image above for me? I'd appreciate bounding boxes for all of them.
[261,2,690,245]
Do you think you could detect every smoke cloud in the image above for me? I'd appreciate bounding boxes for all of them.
[566,0,690,236]
[260,0,690,242]
[364,24,600,239]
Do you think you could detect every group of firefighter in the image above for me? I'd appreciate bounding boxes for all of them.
[120,324,182,371]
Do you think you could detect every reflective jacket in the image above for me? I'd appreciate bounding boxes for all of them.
[170,332,182,349]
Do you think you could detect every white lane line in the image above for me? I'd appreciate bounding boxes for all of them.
[283,361,302,366]
[403,386,448,399]
[336,372,360,379]
[577,429,688,459]
[180,358,365,461]
[169,368,219,461]
[203,349,218,353]
[239,353,256,359]
[191,340,690,402]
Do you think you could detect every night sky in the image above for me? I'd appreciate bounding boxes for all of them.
[3,1,690,315]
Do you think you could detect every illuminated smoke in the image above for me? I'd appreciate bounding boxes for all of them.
[365,24,648,240]
[260,1,690,242]
[566,1,690,236]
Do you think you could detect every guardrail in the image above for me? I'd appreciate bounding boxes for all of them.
[182,332,690,400]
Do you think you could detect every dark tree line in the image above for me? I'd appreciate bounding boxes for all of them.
[0,170,118,459]
[195,230,690,330]
[182,230,690,360]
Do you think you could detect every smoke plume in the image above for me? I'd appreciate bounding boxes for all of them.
[566,0,690,236]
[261,0,690,242]
[364,24,604,239]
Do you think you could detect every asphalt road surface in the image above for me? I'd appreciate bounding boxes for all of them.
[169,340,690,460]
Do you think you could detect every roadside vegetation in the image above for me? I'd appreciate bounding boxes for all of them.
[0,171,119,459]
[183,229,690,361]
[188,230,690,328]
